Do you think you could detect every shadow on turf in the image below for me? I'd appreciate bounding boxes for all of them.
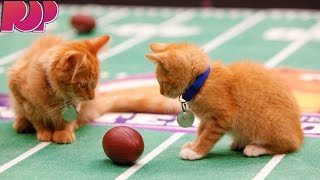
[198,149,274,161]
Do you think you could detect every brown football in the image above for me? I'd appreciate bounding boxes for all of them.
[102,126,144,165]
[70,14,96,33]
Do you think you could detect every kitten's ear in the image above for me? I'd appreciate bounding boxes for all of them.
[88,35,111,54]
[145,52,168,64]
[57,51,83,70]
[150,43,168,53]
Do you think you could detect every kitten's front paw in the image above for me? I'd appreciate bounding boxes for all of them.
[53,130,75,144]
[74,120,81,130]
[180,148,204,160]
[182,142,194,150]
[243,145,270,157]
[37,130,53,142]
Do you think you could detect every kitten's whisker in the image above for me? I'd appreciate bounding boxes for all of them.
[43,97,82,119]
[43,103,68,119]
[68,97,81,105]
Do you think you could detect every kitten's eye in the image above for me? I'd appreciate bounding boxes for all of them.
[79,82,88,89]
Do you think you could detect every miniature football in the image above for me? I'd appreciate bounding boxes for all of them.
[70,14,96,33]
[102,126,144,165]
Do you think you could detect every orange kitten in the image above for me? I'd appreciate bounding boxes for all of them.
[145,43,304,160]
[7,34,110,144]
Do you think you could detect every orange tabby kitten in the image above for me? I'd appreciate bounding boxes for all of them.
[8,35,110,144]
[145,42,304,160]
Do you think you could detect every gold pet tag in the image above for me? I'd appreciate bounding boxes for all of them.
[62,105,78,122]
[177,110,195,128]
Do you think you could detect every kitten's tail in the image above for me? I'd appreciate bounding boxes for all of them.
[77,86,180,124]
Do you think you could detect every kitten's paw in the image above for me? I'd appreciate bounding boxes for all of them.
[180,148,204,160]
[243,145,270,157]
[37,130,53,142]
[182,142,194,150]
[53,130,75,144]
[74,121,81,130]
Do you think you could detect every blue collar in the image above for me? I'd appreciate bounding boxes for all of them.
[182,67,211,101]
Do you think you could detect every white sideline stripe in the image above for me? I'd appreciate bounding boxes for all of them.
[265,22,320,68]
[252,154,285,180]
[202,12,265,52]
[0,50,25,66]
[0,142,51,174]
[115,133,185,180]
[0,9,128,66]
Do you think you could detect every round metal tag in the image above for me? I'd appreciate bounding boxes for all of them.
[177,110,195,128]
[62,105,78,122]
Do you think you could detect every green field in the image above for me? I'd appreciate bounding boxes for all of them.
[0,5,319,179]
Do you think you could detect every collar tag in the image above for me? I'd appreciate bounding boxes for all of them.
[177,96,194,128]
[62,105,78,122]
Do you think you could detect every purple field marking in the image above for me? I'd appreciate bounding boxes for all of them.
[0,94,9,107]
[157,115,177,126]
[114,113,136,123]
[304,125,314,130]
[301,113,320,118]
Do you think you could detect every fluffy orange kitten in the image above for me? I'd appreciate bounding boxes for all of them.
[8,35,110,144]
[145,42,304,160]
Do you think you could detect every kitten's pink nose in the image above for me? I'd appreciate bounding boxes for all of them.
[88,91,95,100]
[89,94,95,100]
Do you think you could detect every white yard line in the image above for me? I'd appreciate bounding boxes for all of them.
[99,9,264,61]
[202,12,266,52]
[252,154,285,180]
[115,132,185,180]
[0,9,128,66]
[0,142,51,174]
[98,10,196,60]
[265,22,320,68]
[0,50,25,66]
[115,12,266,179]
